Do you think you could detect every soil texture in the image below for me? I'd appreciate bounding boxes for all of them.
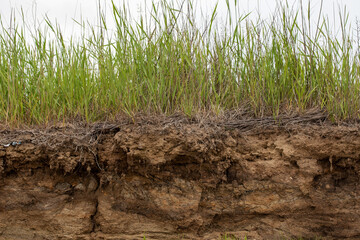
[1,113,360,239]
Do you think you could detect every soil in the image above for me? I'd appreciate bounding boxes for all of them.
[1,112,360,239]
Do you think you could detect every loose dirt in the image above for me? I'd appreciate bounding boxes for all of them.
[1,112,360,239]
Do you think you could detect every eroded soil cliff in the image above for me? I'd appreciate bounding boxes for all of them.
[1,113,360,239]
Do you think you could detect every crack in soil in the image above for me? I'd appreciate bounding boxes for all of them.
[90,197,99,234]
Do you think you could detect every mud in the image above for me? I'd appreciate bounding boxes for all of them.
[1,115,360,239]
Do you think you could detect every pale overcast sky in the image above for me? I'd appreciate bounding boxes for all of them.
[1,0,359,40]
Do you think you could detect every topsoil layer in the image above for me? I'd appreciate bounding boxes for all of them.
[1,112,360,239]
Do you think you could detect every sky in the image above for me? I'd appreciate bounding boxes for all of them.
[1,0,360,40]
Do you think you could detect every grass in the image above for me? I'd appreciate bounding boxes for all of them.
[0,0,359,126]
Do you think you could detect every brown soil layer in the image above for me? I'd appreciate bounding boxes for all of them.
[1,113,360,239]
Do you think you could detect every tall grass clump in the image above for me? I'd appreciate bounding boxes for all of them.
[0,0,359,125]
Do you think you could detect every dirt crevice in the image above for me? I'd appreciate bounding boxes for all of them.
[90,196,99,234]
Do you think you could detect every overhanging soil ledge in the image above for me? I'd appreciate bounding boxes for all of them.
[1,113,360,239]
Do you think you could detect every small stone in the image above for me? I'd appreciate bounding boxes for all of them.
[87,176,98,192]
[74,183,86,191]
[55,182,72,193]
